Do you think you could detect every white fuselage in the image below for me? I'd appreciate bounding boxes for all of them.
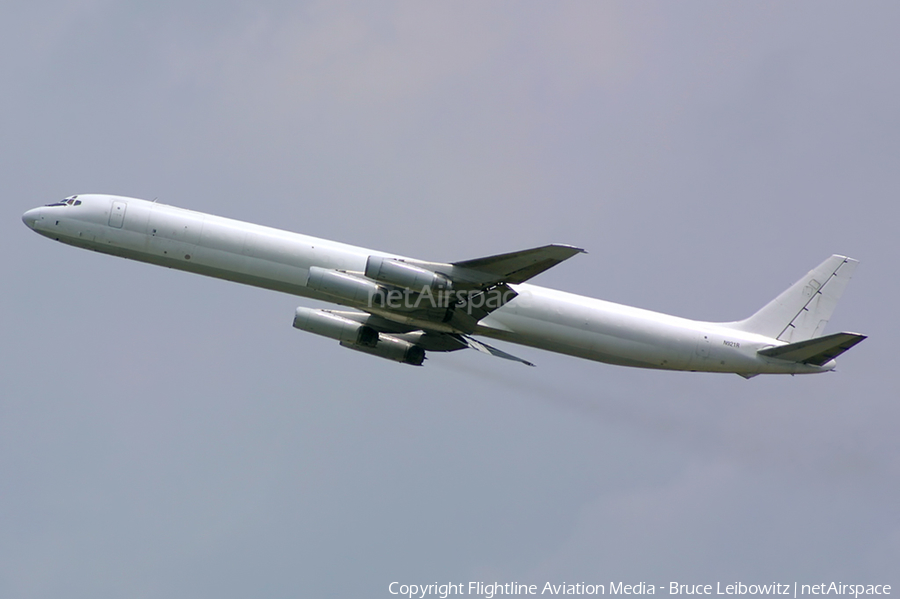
[22,195,828,375]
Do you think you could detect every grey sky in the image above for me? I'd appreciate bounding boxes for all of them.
[2,2,898,597]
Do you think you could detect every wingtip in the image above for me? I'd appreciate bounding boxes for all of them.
[549,243,588,255]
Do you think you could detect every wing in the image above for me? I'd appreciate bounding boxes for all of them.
[365,244,585,333]
[449,244,586,287]
[296,244,586,366]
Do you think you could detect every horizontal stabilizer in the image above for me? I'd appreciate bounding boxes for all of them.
[452,244,585,286]
[757,332,866,366]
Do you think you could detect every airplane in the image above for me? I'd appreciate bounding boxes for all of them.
[22,194,865,377]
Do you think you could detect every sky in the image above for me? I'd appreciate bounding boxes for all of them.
[2,1,898,597]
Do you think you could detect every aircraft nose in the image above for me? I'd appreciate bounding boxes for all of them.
[22,208,41,229]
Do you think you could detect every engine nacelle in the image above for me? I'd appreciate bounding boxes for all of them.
[365,256,452,292]
[293,307,378,347]
[307,266,387,307]
[293,307,425,365]
[341,334,426,366]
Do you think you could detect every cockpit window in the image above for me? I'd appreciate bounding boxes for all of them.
[45,196,81,207]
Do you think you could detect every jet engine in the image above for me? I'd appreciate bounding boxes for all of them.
[365,256,452,292]
[306,266,387,306]
[340,335,426,366]
[293,306,378,347]
[293,307,425,365]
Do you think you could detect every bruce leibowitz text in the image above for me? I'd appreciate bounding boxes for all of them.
[389,582,891,599]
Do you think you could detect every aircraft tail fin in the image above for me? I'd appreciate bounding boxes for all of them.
[730,255,858,342]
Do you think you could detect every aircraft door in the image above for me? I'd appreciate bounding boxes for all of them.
[109,200,127,228]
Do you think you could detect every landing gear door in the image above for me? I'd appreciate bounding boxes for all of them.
[109,200,127,228]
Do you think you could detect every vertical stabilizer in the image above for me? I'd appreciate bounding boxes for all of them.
[731,255,858,342]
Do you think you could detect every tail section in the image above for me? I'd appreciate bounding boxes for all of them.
[732,255,858,341]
